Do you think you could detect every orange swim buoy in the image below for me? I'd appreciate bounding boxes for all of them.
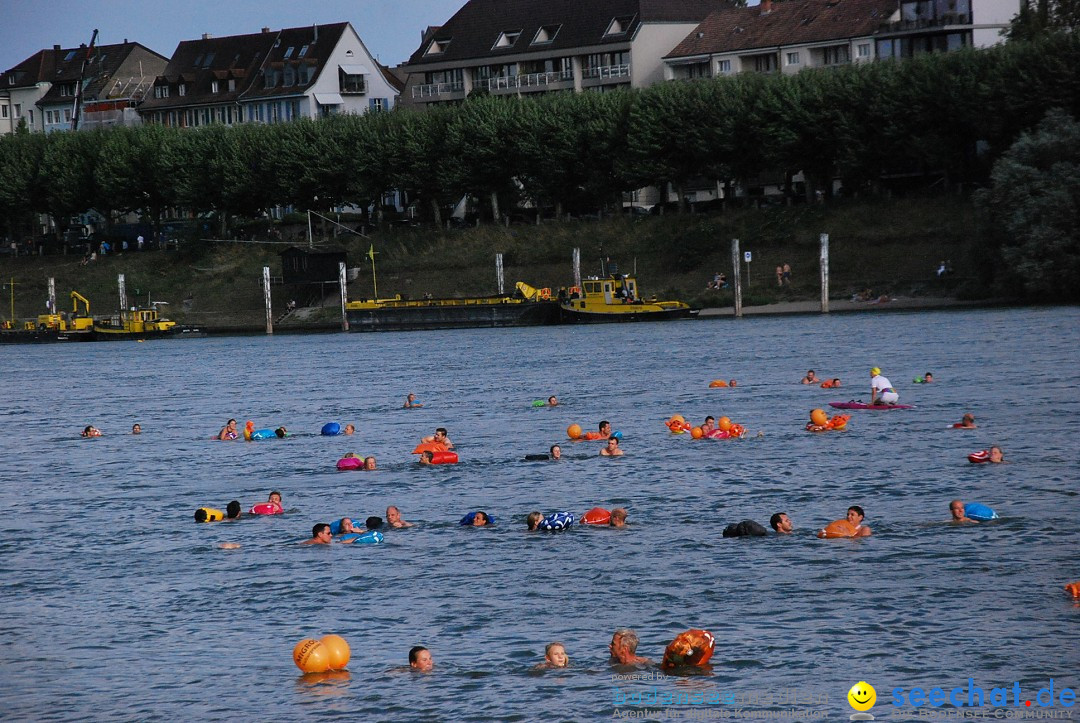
[729,424,745,437]
[412,442,448,454]
[717,417,732,432]
[817,519,859,538]
[1065,581,1080,598]
[582,431,604,441]
[567,424,583,440]
[582,507,612,525]
[827,414,850,430]
[810,409,828,427]
[661,629,715,669]
[709,380,728,388]
[820,379,833,388]
[690,426,704,439]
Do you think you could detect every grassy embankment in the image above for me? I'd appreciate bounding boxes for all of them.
[1,196,980,330]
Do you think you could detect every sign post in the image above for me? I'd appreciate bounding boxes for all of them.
[743,250,752,287]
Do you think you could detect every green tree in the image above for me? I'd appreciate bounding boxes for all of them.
[96,125,180,236]
[976,108,1080,300]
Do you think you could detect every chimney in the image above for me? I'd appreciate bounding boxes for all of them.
[761,0,773,14]
[313,23,319,42]
[53,44,61,50]
[262,27,270,33]
[202,33,213,40]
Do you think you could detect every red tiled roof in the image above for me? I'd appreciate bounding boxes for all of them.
[666,0,897,58]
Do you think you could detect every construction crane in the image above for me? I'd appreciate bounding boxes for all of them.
[71,28,99,131]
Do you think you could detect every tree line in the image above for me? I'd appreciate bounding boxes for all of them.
[1,34,1078,239]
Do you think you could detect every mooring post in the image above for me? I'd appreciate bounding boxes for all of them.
[338,261,349,332]
[820,233,830,314]
[263,266,273,335]
[731,239,742,318]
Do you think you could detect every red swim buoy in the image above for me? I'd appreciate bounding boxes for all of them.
[430,451,458,465]
[581,507,612,525]
[661,629,715,669]
[968,450,990,464]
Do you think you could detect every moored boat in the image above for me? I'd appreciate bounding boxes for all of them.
[345,282,559,332]
[558,275,695,324]
[93,307,179,340]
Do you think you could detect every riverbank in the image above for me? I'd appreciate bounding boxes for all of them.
[1,196,990,330]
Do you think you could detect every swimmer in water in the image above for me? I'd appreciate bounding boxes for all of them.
[547,395,558,407]
[923,372,934,383]
[225,501,242,520]
[132,423,142,435]
[218,418,238,440]
[81,425,102,437]
[472,511,491,527]
[610,508,628,528]
[274,426,288,438]
[535,642,569,669]
[343,423,355,435]
[409,646,433,672]
[949,500,977,524]
[701,416,716,435]
[609,629,650,666]
[337,517,362,534]
[955,413,976,429]
[386,506,414,528]
[365,516,383,531]
[419,450,434,465]
[363,456,377,470]
[600,436,624,456]
[846,505,872,536]
[770,512,793,534]
[527,511,543,531]
[302,523,334,545]
[422,427,453,449]
[403,393,424,409]
[988,446,1005,463]
[801,370,817,385]
[549,444,561,460]
[266,491,284,514]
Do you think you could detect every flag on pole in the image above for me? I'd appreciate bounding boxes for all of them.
[367,244,375,261]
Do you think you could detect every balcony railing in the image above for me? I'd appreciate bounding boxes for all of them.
[411,81,465,99]
[517,70,573,87]
[879,13,972,33]
[583,64,630,80]
[485,75,518,91]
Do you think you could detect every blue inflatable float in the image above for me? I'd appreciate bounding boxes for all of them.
[965,503,999,522]
[460,512,497,526]
[321,422,341,436]
[340,530,384,544]
[249,428,276,440]
[538,511,575,531]
[329,517,361,535]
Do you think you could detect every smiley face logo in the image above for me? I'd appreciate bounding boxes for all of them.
[848,681,876,712]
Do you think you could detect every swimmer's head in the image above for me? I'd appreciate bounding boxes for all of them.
[365,516,383,530]
[527,511,543,531]
[269,491,282,505]
[949,500,965,520]
[870,367,881,376]
[226,501,241,518]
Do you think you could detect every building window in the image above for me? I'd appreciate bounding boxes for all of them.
[685,62,710,79]
[284,46,294,59]
[532,25,561,44]
[64,109,71,122]
[228,78,236,92]
[179,83,186,96]
[605,16,633,36]
[264,69,279,88]
[717,59,732,74]
[14,103,21,116]
[340,71,365,94]
[786,52,801,65]
[753,54,777,72]
[369,97,386,112]
[298,64,311,84]
[155,85,169,98]
[64,50,77,61]
[0,105,7,119]
[298,45,309,58]
[211,80,219,93]
[492,30,522,49]
[823,46,850,65]
[425,38,451,55]
[283,66,296,86]
[857,43,871,58]
[202,52,215,68]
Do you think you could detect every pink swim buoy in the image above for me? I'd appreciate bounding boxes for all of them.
[336,457,362,470]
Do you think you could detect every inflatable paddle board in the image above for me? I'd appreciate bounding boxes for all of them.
[829,401,915,410]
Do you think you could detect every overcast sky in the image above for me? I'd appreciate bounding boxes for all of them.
[0,0,468,70]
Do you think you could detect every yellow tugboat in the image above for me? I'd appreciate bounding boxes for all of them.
[558,275,696,324]
[93,306,178,340]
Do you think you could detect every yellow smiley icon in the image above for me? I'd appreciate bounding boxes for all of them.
[848,681,877,712]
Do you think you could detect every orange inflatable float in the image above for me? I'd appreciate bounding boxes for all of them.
[661,629,715,669]
[717,417,732,432]
[293,639,332,673]
[708,380,728,388]
[817,519,859,538]
[567,424,583,440]
[1065,581,1080,598]
[581,431,605,440]
[412,442,447,454]
[666,415,692,433]
[690,426,704,439]
[806,409,850,432]
[581,507,612,525]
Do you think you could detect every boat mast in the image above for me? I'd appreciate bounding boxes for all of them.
[71,28,99,131]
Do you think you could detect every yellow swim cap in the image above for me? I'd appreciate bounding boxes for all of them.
[870,367,881,376]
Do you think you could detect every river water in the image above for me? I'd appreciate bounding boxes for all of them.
[1,307,1077,721]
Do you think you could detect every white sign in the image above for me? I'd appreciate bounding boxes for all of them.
[744,251,752,263]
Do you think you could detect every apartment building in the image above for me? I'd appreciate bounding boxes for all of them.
[402,0,732,107]
[138,22,401,128]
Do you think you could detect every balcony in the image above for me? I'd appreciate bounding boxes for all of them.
[517,70,573,89]
[411,81,465,99]
[583,64,630,81]
[878,13,972,35]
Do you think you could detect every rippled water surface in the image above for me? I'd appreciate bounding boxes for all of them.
[2,307,1078,720]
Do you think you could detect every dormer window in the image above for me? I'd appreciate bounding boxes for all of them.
[64,50,77,61]
[604,16,634,37]
[283,46,294,59]
[532,25,561,45]
[202,52,215,68]
[211,80,220,93]
[178,83,186,96]
[228,78,236,91]
[154,84,170,99]
[492,30,522,50]
[298,45,309,58]
[425,38,451,56]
